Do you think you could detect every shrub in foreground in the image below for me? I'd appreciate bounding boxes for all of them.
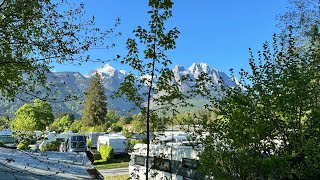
[93,151,102,160]
[99,145,113,162]
[17,140,29,150]
[40,141,61,151]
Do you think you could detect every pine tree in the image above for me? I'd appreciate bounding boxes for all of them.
[82,73,107,127]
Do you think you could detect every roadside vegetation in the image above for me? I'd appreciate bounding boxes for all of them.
[94,155,130,170]
[106,175,129,180]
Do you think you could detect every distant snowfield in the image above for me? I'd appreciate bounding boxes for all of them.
[0,148,102,180]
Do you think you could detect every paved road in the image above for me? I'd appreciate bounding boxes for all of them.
[99,167,129,177]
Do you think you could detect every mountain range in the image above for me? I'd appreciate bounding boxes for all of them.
[0,63,239,118]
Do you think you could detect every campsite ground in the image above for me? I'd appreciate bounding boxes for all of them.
[106,174,130,180]
[94,155,130,170]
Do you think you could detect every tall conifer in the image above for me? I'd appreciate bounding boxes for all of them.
[82,73,107,127]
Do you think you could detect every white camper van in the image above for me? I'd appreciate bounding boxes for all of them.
[129,143,202,180]
[85,132,105,149]
[97,134,127,154]
[39,131,79,150]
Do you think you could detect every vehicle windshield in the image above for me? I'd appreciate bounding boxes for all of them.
[71,141,86,148]
[71,136,86,148]
[71,136,86,141]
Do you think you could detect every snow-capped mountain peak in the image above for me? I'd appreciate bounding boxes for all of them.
[0,62,241,118]
[188,62,214,77]
[86,64,127,80]
[96,63,117,76]
[172,65,186,72]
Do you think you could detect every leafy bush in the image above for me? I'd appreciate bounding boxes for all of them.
[131,139,141,145]
[0,141,4,147]
[86,139,92,148]
[93,151,102,160]
[111,123,123,132]
[69,120,83,133]
[40,141,61,151]
[141,138,148,144]
[17,140,29,150]
[126,139,141,153]
[99,145,113,162]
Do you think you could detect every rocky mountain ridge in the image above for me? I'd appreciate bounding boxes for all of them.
[0,63,238,118]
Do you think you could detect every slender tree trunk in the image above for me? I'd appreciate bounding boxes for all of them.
[146,59,155,179]
[145,4,159,179]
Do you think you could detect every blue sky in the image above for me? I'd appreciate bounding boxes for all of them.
[53,0,290,76]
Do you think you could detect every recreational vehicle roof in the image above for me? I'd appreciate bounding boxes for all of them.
[99,134,126,139]
[0,129,14,136]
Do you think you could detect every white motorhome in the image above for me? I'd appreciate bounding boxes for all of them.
[97,134,127,154]
[129,143,202,180]
[85,132,106,149]
[33,130,43,140]
[155,135,189,145]
[39,131,79,150]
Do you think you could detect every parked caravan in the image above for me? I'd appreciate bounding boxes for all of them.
[129,143,202,180]
[0,129,17,148]
[39,131,79,150]
[155,135,189,145]
[45,131,57,140]
[60,135,87,152]
[85,132,106,149]
[97,134,127,154]
[33,130,43,140]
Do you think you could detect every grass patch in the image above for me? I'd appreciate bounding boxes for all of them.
[94,155,130,170]
[105,175,129,180]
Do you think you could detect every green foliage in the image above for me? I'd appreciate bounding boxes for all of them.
[93,156,130,170]
[105,175,129,180]
[0,0,115,101]
[105,111,119,123]
[121,128,133,139]
[94,125,108,132]
[131,114,146,133]
[131,113,167,133]
[0,141,4,147]
[110,118,126,132]
[40,141,61,151]
[277,0,319,41]
[198,33,320,179]
[126,139,141,153]
[119,116,132,124]
[93,151,102,161]
[69,120,83,133]
[131,139,141,145]
[110,123,123,132]
[86,139,92,148]
[99,145,114,162]
[48,114,74,133]
[85,123,109,133]
[55,113,75,121]
[82,73,107,127]
[112,7,193,179]
[17,140,29,150]
[0,116,10,129]
[11,99,54,131]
